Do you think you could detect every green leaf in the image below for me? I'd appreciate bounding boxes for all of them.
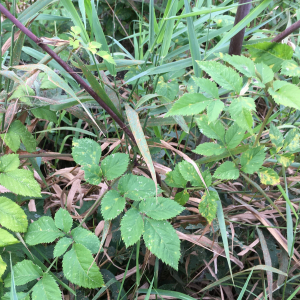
[31,273,62,300]
[101,190,126,220]
[0,154,19,172]
[281,60,300,77]
[53,237,73,257]
[118,174,157,201]
[0,196,28,232]
[156,77,179,101]
[139,197,184,220]
[63,244,104,288]
[120,207,144,247]
[0,169,41,197]
[2,292,29,300]
[247,42,293,72]
[196,114,225,142]
[8,84,35,105]
[101,153,129,180]
[0,256,7,281]
[55,208,73,233]
[275,153,294,167]
[225,123,245,149]
[4,260,42,287]
[174,190,189,205]
[258,167,280,185]
[217,53,256,77]
[241,146,266,174]
[269,123,283,151]
[143,218,180,270]
[192,77,219,98]
[165,164,188,188]
[31,106,58,124]
[25,216,65,245]
[97,51,116,65]
[72,138,101,166]
[229,97,256,132]
[82,165,102,185]
[214,161,239,180]
[197,60,242,94]
[198,191,218,224]
[256,63,274,84]
[193,142,226,156]
[165,93,210,117]
[0,228,19,247]
[207,99,224,122]
[283,128,300,151]
[71,227,100,254]
[0,120,36,153]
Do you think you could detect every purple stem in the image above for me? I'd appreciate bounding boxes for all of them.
[271,20,300,43]
[0,4,136,144]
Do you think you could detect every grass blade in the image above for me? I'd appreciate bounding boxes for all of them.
[237,270,254,300]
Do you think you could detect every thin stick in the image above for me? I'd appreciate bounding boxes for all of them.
[271,20,300,43]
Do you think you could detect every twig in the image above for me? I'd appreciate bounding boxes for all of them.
[271,20,300,43]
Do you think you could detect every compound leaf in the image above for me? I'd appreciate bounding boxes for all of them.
[225,123,245,149]
[193,142,226,156]
[101,190,125,220]
[196,114,225,142]
[101,153,129,180]
[192,77,219,98]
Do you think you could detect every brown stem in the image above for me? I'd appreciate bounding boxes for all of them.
[0,4,136,144]
[271,20,300,43]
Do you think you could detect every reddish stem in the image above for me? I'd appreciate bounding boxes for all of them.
[271,20,300,43]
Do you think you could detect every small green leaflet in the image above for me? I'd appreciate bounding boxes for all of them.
[255,63,274,84]
[53,237,73,257]
[276,153,294,167]
[0,228,19,247]
[0,197,28,232]
[0,154,19,172]
[174,190,189,205]
[101,190,126,220]
[63,244,104,288]
[214,161,239,180]
[225,123,245,149]
[25,216,65,245]
[281,60,300,77]
[269,123,283,151]
[97,51,116,65]
[8,84,35,105]
[55,208,73,233]
[197,60,242,94]
[71,227,100,254]
[101,153,129,180]
[31,273,62,300]
[0,256,6,280]
[198,191,218,224]
[120,207,144,247]
[196,114,225,142]
[207,99,224,122]
[240,146,266,174]
[165,164,187,188]
[165,93,210,116]
[31,106,58,124]
[82,165,102,185]
[193,142,225,156]
[258,167,280,185]
[192,77,219,98]
[156,76,179,101]
[283,128,300,151]
[143,218,180,270]
[139,197,184,220]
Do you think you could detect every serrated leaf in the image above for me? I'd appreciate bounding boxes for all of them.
[165,93,210,117]
[197,60,242,94]
[2,292,29,300]
[0,154,19,172]
[198,191,218,224]
[193,142,226,156]
[63,244,104,288]
[156,76,179,101]
[0,197,28,232]
[196,114,225,142]
[101,153,129,180]
[247,42,293,72]
[256,63,274,84]
[0,228,19,247]
[143,218,180,270]
[269,123,283,151]
[275,153,294,167]
[101,190,125,220]
[0,169,41,197]
[165,164,187,188]
[207,99,224,122]
[32,273,62,300]
[53,237,73,257]
[174,190,189,205]
[0,256,7,279]
[25,216,65,245]
[8,84,35,105]
[229,97,256,131]
[118,174,157,201]
[283,128,300,151]
[179,161,211,188]
[4,260,42,287]
[72,138,101,166]
[258,167,280,185]
[120,207,144,247]
[139,197,184,220]
[71,227,100,254]
[31,106,58,124]
[241,146,266,174]
[82,165,102,185]
[218,53,256,77]
[214,161,239,180]
[192,77,219,98]
[281,60,300,77]
[225,123,245,149]
[55,208,73,233]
